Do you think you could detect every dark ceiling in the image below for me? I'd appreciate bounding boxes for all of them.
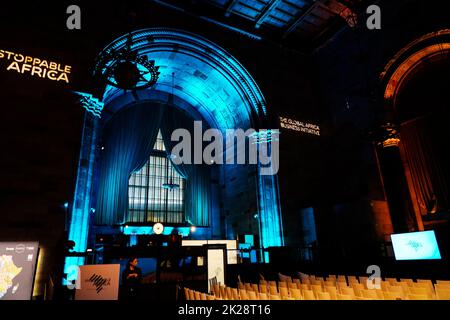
[150,0,366,52]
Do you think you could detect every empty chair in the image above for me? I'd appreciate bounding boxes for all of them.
[279,287,290,299]
[311,284,323,297]
[324,286,338,300]
[435,283,450,291]
[184,288,190,300]
[194,291,201,300]
[259,293,269,300]
[301,278,311,285]
[278,281,288,288]
[269,285,278,295]
[324,281,336,287]
[212,284,220,297]
[293,278,301,286]
[340,287,355,297]
[436,280,450,286]
[300,284,311,291]
[291,288,302,300]
[400,278,414,286]
[220,286,227,299]
[189,290,196,300]
[259,280,267,286]
[200,293,207,301]
[436,288,450,300]
[289,282,298,291]
[240,290,249,300]
[268,281,277,287]
[351,283,365,297]
[259,284,268,294]
[302,289,316,300]
[386,285,406,298]
[361,289,379,300]
[238,282,245,290]
[383,291,404,300]
[226,287,233,299]
[409,287,432,299]
[252,284,259,293]
[385,277,398,286]
[311,279,324,286]
[248,291,259,300]
[245,283,253,291]
[337,293,353,300]
[206,294,215,300]
[359,277,369,288]
[337,275,347,284]
[380,281,391,291]
[408,293,431,300]
[232,288,239,300]
[347,276,358,284]
[317,292,332,300]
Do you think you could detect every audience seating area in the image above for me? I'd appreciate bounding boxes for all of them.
[184,273,450,300]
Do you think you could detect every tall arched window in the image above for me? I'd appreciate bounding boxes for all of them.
[128,131,185,223]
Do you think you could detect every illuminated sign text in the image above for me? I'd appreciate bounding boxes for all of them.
[279,117,320,136]
[0,49,71,83]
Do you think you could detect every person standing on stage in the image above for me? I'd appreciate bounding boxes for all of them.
[121,257,142,300]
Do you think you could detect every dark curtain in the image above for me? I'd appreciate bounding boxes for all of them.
[96,102,164,225]
[160,107,211,227]
[401,114,450,214]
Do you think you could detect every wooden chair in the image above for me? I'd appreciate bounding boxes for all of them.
[268,280,277,287]
[238,282,245,290]
[278,281,288,288]
[184,288,190,300]
[252,283,259,293]
[200,293,207,300]
[194,291,201,300]
[206,294,215,300]
[245,283,253,291]
[189,290,196,300]
[293,278,301,286]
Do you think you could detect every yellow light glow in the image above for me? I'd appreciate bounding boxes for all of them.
[0,49,71,83]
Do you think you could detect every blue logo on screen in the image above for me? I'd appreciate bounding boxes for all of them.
[391,231,441,260]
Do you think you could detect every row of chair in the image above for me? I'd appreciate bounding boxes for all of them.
[198,274,450,300]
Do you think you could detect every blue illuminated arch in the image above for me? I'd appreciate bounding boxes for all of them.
[67,28,283,270]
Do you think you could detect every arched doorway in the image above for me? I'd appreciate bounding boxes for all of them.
[377,29,450,234]
[67,28,284,267]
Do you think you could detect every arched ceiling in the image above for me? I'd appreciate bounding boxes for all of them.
[100,28,268,131]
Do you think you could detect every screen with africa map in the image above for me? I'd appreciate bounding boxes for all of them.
[0,242,39,300]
